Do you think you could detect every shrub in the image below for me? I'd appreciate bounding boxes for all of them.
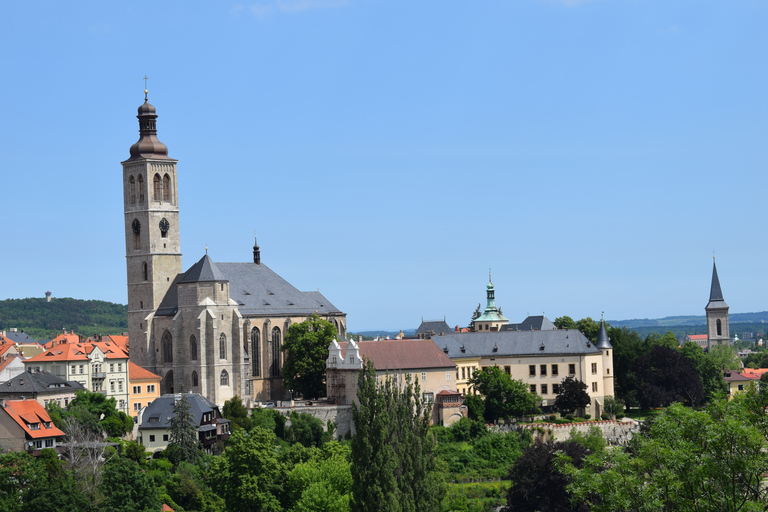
[601,413,609,420]
[616,413,625,420]
[548,415,557,422]
[584,414,591,420]
[565,414,574,421]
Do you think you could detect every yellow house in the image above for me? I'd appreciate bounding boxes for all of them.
[129,362,161,417]
[723,371,757,400]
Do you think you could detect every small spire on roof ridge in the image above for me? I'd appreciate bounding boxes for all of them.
[253,235,261,264]
[205,244,208,255]
[601,311,604,321]
[143,75,148,101]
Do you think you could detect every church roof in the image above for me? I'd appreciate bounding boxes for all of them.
[179,254,228,283]
[706,260,728,310]
[416,320,453,336]
[595,319,613,349]
[436,329,600,359]
[156,258,344,318]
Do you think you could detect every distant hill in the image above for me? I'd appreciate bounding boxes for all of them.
[0,297,127,342]
[608,311,768,329]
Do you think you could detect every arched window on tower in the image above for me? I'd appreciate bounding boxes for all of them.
[138,175,144,202]
[716,319,722,336]
[219,333,227,360]
[164,370,174,394]
[153,174,161,201]
[191,370,198,387]
[271,327,281,376]
[251,327,261,377]
[129,176,136,203]
[220,370,229,386]
[190,335,197,361]
[163,174,170,202]
[162,331,173,364]
[143,262,148,281]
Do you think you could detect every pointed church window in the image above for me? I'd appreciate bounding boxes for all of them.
[271,327,281,377]
[220,370,229,386]
[190,335,197,361]
[129,176,136,203]
[219,333,227,360]
[143,262,148,281]
[717,319,722,336]
[153,174,161,201]
[138,175,144,202]
[162,331,173,364]
[163,174,170,202]
[251,328,260,377]
[192,371,198,387]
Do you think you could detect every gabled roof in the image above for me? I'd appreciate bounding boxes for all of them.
[179,254,228,284]
[0,354,23,373]
[129,361,161,382]
[0,331,40,345]
[157,257,344,318]
[139,393,222,430]
[337,339,456,371]
[0,370,85,395]
[416,320,453,336]
[502,315,556,332]
[2,400,65,439]
[437,329,600,359]
[24,340,128,363]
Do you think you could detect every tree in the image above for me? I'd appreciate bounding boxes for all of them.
[554,376,591,416]
[606,326,644,407]
[468,366,540,422]
[469,303,482,331]
[282,314,337,399]
[60,415,113,503]
[285,411,325,448]
[168,394,201,464]
[679,342,728,400]
[564,400,768,511]
[554,316,577,330]
[0,452,41,512]
[575,318,600,342]
[635,345,704,408]
[707,343,741,372]
[351,359,445,512]
[505,439,592,512]
[222,395,252,432]
[99,456,160,512]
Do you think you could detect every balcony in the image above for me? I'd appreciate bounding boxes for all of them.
[92,372,106,379]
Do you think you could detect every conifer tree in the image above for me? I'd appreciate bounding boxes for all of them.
[168,394,200,464]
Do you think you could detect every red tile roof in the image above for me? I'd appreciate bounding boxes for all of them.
[0,354,21,372]
[3,400,65,439]
[741,368,768,380]
[25,340,128,363]
[687,334,708,340]
[129,361,160,381]
[339,339,456,371]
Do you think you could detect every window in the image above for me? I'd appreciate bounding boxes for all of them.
[138,174,144,202]
[153,174,161,200]
[591,362,597,374]
[568,364,576,375]
[79,365,84,374]
[529,365,536,377]
[143,262,148,281]
[552,364,558,376]
[461,367,466,380]
[553,384,560,394]
[33,440,42,449]
[738,384,744,391]
[189,335,197,361]
[446,371,451,381]
[45,439,54,448]
[162,331,173,363]
[540,364,547,376]
[541,384,548,395]
[716,319,722,336]
[163,434,169,442]
[110,364,114,373]
[149,435,155,442]
[192,371,198,387]
[118,381,123,392]
[219,333,227,360]
[350,356,355,364]
[504,365,511,375]
[421,372,427,381]
[592,382,598,392]
[220,370,229,386]
[134,403,141,411]
[530,384,536,394]
[423,392,434,402]
[251,328,260,377]
[163,174,170,201]
[270,327,281,376]
[133,385,141,394]
[129,176,136,203]
[110,381,115,392]
[147,384,155,393]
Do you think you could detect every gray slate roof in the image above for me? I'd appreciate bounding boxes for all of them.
[433,329,601,359]
[156,256,344,318]
[595,320,613,349]
[0,370,85,394]
[1,331,42,345]
[706,260,728,309]
[416,320,453,336]
[139,393,223,430]
[502,315,556,332]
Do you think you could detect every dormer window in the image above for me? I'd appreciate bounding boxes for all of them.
[349,356,355,364]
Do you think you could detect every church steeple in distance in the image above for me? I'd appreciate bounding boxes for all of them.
[705,256,729,349]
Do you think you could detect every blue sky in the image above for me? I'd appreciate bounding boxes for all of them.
[1,1,766,332]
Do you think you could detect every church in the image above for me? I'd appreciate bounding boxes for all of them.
[122,91,346,407]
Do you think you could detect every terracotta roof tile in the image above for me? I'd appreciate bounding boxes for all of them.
[3,400,65,439]
[339,339,455,371]
[129,361,161,381]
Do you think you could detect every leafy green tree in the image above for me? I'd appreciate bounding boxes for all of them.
[554,376,591,416]
[707,343,741,372]
[99,456,161,512]
[463,393,485,422]
[0,452,41,512]
[635,345,704,408]
[286,451,352,512]
[575,318,600,342]
[564,400,768,511]
[679,342,728,400]
[282,314,337,399]
[49,389,132,437]
[468,366,540,422]
[606,326,644,407]
[21,474,93,512]
[168,394,201,464]
[469,303,482,331]
[285,411,325,448]
[554,316,577,330]
[223,395,253,432]
[351,359,445,512]
[643,331,679,350]
[601,396,623,419]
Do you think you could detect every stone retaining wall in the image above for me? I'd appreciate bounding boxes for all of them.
[493,419,640,445]
[277,404,354,438]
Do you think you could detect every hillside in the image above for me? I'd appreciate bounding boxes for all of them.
[0,297,127,341]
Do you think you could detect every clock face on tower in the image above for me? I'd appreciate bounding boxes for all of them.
[159,218,170,236]
[132,219,141,234]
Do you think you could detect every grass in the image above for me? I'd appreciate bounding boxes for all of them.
[444,480,510,512]
[624,409,664,421]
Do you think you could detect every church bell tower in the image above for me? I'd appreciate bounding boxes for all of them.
[705,257,729,349]
[122,88,182,368]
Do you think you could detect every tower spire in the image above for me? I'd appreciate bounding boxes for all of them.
[253,236,261,264]
[709,258,724,302]
[126,83,170,161]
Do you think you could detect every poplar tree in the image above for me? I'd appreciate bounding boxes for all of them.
[350,359,445,512]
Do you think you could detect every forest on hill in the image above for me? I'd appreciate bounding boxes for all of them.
[0,297,127,341]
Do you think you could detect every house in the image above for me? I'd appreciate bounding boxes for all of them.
[23,339,130,414]
[129,362,161,418]
[138,393,230,453]
[0,354,25,382]
[0,399,64,454]
[0,369,85,409]
[682,334,708,350]
[326,338,463,426]
[415,319,453,339]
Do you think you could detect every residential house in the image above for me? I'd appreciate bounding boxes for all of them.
[724,371,755,399]
[0,370,85,409]
[129,362,161,418]
[326,338,462,426]
[138,393,230,453]
[0,399,65,454]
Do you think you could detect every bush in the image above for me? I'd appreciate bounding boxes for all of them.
[616,413,625,420]
[565,414,574,421]
[600,413,609,420]
[548,415,557,422]
[584,414,591,420]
